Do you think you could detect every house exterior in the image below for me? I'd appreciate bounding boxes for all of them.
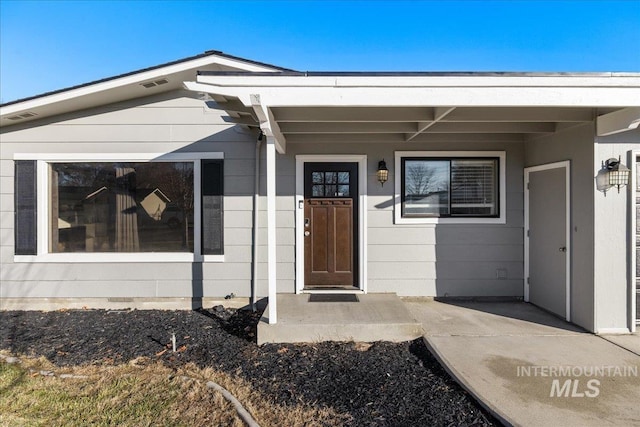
[1,51,639,334]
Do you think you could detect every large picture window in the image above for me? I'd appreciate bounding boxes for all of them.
[395,151,506,224]
[13,153,224,262]
[49,162,195,253]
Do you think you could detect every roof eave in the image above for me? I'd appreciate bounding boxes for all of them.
[0,51,293,126]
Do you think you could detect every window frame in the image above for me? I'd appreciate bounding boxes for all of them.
[13,152,224,263]
[394,151,507,225]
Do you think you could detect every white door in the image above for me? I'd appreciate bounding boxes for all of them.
[525,161,571,321]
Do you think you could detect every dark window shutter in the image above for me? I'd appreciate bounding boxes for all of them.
[202,160,223,255]
[14,161,37,255]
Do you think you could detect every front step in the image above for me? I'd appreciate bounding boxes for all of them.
[257,293,423,345]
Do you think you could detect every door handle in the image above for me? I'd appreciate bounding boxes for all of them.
[304,231,310,237]
[304,218,310,228]
[559,247,567,252]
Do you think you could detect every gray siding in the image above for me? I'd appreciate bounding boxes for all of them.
[285,141,525,297]
[0,90,287,300]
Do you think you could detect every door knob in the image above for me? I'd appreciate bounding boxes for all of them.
[304,231,310,237]
[559,247,566,252]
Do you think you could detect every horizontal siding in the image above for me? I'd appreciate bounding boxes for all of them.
[368,279,522,296]
[0,280,253,298]
[2,92,527,300]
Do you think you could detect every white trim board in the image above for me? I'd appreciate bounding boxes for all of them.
[295,155,368,294]
[630,150,639,332]
[524,160,572,322]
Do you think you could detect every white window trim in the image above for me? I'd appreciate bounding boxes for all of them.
[394,151,507,225]
[13,152,224,263]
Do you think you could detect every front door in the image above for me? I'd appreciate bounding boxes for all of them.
[525,162,570,320]
[304,163,358,288]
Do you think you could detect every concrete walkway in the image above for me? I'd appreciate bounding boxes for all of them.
[405,299,640,427]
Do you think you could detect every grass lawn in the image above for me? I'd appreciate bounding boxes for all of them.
[0,354,347,426]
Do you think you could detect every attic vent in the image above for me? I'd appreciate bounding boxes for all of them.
[141,79,169,88]
[6,112,37,121]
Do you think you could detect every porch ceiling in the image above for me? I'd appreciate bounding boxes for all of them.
[185,72,640,149]
[209,98,599,144]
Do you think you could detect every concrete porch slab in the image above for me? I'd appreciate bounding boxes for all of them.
[257,293,423,345]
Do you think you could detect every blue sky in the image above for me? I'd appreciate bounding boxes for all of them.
[1,0,639,103]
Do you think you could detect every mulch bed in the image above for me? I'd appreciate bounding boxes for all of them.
[1,305,498,426]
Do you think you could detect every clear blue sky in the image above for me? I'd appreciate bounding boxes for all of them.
[1,0,639,103]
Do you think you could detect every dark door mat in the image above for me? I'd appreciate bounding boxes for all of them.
[308,294,359,303]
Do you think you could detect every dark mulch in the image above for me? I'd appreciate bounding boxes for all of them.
[0,305,499,426]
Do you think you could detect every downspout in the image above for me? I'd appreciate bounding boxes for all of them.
[251,132,264,312]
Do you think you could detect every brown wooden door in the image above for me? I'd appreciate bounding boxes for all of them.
[304,163,358,288]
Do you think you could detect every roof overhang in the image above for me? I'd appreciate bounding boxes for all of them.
[185,72,640,153]
[0,52,288,128]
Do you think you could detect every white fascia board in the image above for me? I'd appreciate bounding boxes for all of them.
[197,74,640,88]
[185,84,640,108]
[0,55,277,117]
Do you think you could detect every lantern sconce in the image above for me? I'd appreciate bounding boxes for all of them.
[377,159,389,187]
[595,156,630,195]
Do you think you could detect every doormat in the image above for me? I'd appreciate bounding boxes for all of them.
[308,294,359,303]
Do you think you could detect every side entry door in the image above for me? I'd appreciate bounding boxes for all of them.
[525,162,570,320]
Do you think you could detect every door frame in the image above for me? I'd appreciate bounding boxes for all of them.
[295,155,367,294]
[524,160,571,321]
[630,150,639,332]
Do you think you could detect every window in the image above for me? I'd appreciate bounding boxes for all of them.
[49,162,194,253]
[395,151,506,224]
[13,153,224,262]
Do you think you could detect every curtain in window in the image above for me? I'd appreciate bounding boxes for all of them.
[115,167,139,251]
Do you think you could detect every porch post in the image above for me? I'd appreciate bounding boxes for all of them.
[266,135,277,324]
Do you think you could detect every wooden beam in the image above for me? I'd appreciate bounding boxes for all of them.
[407,133,525,143]
[221,115,259,126]
[287,132,525,144]
[272,107,434,122]
[597,107,640,136]
[205,99,254,115]
[426,122,557,133]
[405,107,456,142]
[286,133,406,144]
[250,94,287,153]
[441,107,594,122]
[279,122,417,133]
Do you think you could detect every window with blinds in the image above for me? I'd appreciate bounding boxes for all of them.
[451,159,498,216]
[401,157,499,218]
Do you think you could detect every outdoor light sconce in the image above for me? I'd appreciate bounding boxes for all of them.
[595,156,630,195]
[377,159,389,187]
